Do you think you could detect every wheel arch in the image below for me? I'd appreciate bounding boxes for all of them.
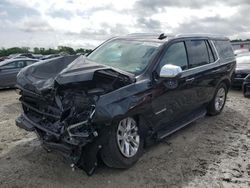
[131,114,153,147]
[220,78,231,91]
[216,77,231,92]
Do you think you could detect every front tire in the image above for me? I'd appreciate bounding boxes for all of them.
[207,83,228,116]
[101,117,144,169]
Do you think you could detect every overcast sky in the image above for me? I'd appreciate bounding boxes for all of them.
[0,0,250,49]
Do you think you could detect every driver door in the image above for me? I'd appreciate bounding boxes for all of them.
[151,41,198,131]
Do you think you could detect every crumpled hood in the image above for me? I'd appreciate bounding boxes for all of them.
[56,56,112,85]
[16,55,134,94]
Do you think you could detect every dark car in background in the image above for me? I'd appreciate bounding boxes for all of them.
[40,54,61,60]
[232,52,250,88]
[0,58,38,88]
[0,56,7,62]
[7,53,37,59]
[15,34,235,175]
[243,75,250,97]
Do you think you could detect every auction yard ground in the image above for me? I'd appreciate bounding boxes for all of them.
[0,89,250,188]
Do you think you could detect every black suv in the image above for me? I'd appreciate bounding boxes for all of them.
[16,33,236,175]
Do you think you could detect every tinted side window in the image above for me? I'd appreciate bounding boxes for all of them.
[159,42,188,70]
[213,40,234,59]
[25,60,35,66]
[15,61,25,68]
[0,61,25,69]
[186,40,210,68]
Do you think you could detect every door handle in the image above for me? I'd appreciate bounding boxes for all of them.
[186,77,195,83]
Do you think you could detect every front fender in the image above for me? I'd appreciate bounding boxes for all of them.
[93,79,153,123]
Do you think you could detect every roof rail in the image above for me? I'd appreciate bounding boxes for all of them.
[175,33,227,39]
[127,33,171,40]
[127,33,158,36]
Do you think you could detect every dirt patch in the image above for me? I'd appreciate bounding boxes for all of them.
[0,89,250,188]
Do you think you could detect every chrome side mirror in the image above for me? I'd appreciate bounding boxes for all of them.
[159,64,182,78]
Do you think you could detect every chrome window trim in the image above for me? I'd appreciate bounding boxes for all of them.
[211,40,220,61]
[181,59,235,78]
[181,58,219,78]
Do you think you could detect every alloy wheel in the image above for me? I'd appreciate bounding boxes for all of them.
[116,117,140,158]
[215,87,226,111]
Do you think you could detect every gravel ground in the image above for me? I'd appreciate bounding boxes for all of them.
[0,89,250,188]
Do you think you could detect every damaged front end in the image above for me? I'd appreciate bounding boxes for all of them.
[16,56,137,175]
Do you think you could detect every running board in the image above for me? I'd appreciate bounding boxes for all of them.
[157,108,207,140]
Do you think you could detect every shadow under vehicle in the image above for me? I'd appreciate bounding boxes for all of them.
[15,34,235,175]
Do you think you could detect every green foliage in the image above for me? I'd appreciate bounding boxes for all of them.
[231,39,243,42]
[0,46,93,57]
[75,48,93,55]
[231,39,250,43]
[58,46,75,55]
[0,47,30,57]
[75,48,87,54]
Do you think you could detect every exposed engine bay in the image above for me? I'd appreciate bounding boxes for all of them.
[20,68,133,140]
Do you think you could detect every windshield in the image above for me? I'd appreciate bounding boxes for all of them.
[87,39,161,75]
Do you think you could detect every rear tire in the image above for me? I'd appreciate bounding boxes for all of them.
[207,83,228,116]
[243,86,250,98]
[101,117,144,169]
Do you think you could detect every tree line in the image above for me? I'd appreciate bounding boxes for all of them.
[231,39,250,43]
[1,39,250,57]
[0,46,93,57]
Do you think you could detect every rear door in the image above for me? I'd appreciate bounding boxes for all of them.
[184,39,218,106]
[0,60,26,87]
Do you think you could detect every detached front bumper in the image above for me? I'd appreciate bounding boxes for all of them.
[15,113,108,175]
[16,113,60,137]
[16,114,35,132]
[16,113,79,158]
